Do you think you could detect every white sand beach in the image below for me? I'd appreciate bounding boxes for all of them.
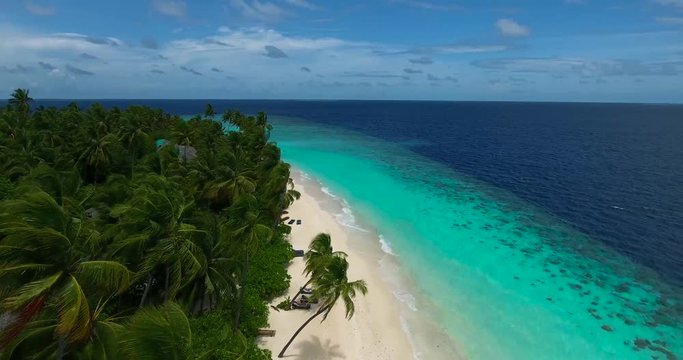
[259,173,416,360]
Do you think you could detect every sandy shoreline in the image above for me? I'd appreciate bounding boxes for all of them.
[259,171,416,359]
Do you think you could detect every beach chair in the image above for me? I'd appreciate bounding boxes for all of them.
[301,295,318,304]
[291,299,311,310]
[301,287,313,294]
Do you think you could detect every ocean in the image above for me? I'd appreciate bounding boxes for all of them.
[29,100,683,359]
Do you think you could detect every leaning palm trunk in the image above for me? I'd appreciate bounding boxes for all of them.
[278,305,329,358]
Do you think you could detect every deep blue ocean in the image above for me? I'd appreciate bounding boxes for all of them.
[26,99,683,359]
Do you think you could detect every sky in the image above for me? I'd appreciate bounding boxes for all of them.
[0,0,682,102]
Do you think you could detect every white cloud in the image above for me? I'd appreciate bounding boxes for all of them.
[653,0,683,8]
[471,58,683,77]
[152,0,186,18]
[284,0,318,10]
[496,18,530,37]
[24,2,56,16]
[0,31,123,52]
[389,0,461,11]
[435,44,507,53]
[656,17,683,25]
[230,0,289,21]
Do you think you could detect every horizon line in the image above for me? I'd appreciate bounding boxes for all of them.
[13,98,683,106]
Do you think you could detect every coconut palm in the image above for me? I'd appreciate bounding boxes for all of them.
[278,256,367,358]
[227,195,272,330]
[119,302,191,359]
[110,175,205,306]
[180,214,238,314]
[291,233,347,304]
[204,103,215,119]
[9,88,32,117]
[0,189,131,353]
[206,169,256,208]
[119,116,150,178]
[21,165,92,216]
[171,122,194,163]
[2,298,125,359]
[0,89,297,358]
[78,124,118,184]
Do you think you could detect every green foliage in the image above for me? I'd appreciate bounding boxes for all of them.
[276,296,292,311]
[0,91,298,358]
[237,287,270,338]
[120,302,191,359]
[248,237,293,300]
[0,176,14,200]
[189,310,270,360]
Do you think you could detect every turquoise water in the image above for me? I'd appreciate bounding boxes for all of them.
[271,116,683,360]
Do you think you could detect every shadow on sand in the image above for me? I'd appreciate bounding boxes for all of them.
[286,336,346,359]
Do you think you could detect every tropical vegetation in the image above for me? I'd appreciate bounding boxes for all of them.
[0,89,299,359]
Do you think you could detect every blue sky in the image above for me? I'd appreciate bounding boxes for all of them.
[1,0,682,102]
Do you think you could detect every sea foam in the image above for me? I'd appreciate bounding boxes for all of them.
[335,206,369,232]
[321,186,337,198]
[378,234,396,255]
[393,289,418,312]
[400,316,424,360]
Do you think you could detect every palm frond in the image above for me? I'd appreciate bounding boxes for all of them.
[54,275,92,343]
[2,272,61,310]
[76,261,132,295]
[120,302,191,360]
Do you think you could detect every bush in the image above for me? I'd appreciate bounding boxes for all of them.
[189,310,271,360]
[276,297,292,311]
[248,238,293,300]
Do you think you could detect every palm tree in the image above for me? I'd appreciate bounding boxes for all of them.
[291,233,347,304]
[171,122,194,163]
[278,256,367,358]
[0,189,131,354]
[119,302,191,359]
[120,117,150,178]
[204,103,215,119]
[227,195,272,330]
[180,214,238,314]
[78,125,118,184]
[9,88,32,117]
[206,169,255,208]
[21,165,92,215]
[110,175,205,306]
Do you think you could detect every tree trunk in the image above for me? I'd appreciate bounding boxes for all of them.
[278,306,328,358]
[164,265,170,302]
[130,153,135,179]
[199,284,205,315]
[291,279,313,304]
[56,336,66,360]
[139,274,154,308]
[233,247,249,331]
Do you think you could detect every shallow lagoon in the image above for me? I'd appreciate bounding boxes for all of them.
[272,116,683,360]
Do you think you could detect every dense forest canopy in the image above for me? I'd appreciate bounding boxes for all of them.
[0,89,300,359]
